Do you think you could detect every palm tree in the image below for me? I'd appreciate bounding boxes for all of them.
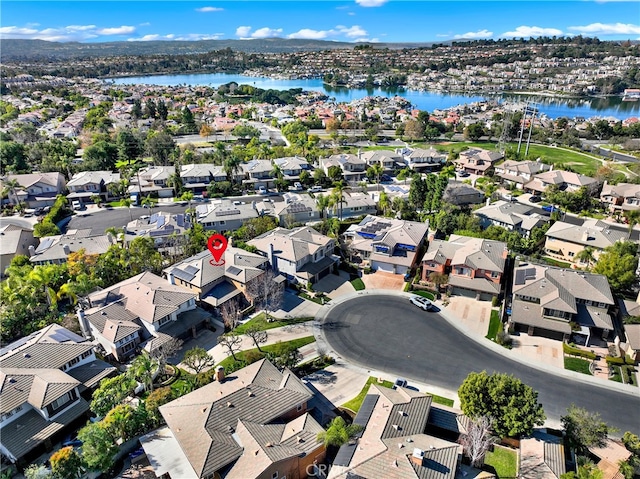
[2,178,24,210]
[121,198,133,222]
[167,172,183,197]
[316,193,331,219]
[141,195,155,215]
[370,163,384,191]
[378,191,391,216]
[224,155,243,186]
[316,417,363,448]
[129,353,158,393]
[576,247,596,269]
[331,181,349,221]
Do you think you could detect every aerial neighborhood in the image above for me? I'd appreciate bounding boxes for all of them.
[1,32,640,479]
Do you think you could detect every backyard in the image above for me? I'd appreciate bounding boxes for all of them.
[484,445,518,479]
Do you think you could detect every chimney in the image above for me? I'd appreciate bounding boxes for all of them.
[77,308,91,338]
[63,244,70,255]
[28,245,35,257]
[411,448,425,467]
[268,243,275,269]
[215,365,226,382]
[167,272,175,285]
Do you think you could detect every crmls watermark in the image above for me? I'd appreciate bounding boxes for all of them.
[306,462,331,477]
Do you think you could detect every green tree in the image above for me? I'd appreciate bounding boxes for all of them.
[327,165,343,182]
[183,346,215,376]
[232,124,260,140]
[90,374,137,417]
[77,422,118,472]
[103,404,136,442]
[561,458,604,479]
[145,130,176,165]
[1,141,29,172]
[129,353,158,393]
[465,123,486,141]
[145,387,174,424]
[561,405,611,454]
[268,340,302,369]
[316,416,363,448]
[458,371,545,438]
[1,178,25,208]
[50,446,82,479]
[23,464,52,479]
[592,241,639,293]
[331,181,349,221]
[82,140,118,171]
[181,106,197,133]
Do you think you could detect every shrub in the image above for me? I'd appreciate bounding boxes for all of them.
[605,355,633,366]
[403,281,412,292]
[563,343,597,360]
[491,296,500,307]
[496,331,513,348]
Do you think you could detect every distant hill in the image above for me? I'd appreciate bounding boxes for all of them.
[0,38,440,61]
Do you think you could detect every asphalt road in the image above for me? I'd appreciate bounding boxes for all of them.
[321,294,639,434]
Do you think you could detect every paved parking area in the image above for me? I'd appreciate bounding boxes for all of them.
[510,333,564,369]
[304,363,370,407]
[271,291,322,319]
[313,271,355,299]
[444,296,493,337]
[361,270,405,290]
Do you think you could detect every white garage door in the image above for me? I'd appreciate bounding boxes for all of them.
[372,261,394,273]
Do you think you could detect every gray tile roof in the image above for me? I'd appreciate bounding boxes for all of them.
[30,231,115,263]
[545,220,628,250]
[65,359,116,389]
[1,368,80,412]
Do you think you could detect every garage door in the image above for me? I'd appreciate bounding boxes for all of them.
[452,286,477,298]
[372,261,394,273]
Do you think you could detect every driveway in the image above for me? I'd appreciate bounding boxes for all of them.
[445,296,493,337]
[313,271,354,299]
[270,291,322,319]
[361,270,405,290]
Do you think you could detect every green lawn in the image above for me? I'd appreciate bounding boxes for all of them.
[564,357,592,375]
[413,291,435,300]
[351,278,365,291]
[427,393,455,407]
[342,376,394,412]
[486,310,502,341]
[541,257,573,269]
[484,446,518,479]
[217,336,317,372]
[610,365,622,383]
[299,292,328,305]
[234,313,313,334]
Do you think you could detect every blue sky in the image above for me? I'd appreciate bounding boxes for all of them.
[1,1,639,44]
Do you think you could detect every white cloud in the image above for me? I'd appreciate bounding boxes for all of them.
[130,32,222,42]
[250,27,283,38]
[355,0,388,6]
[97,26,136,35]
[348,12,356,16]
[453,29,493,39]
[501,25,563,37]
[195,6,224,12]
[139,22,151,27]
[353,37,380,43]
[336,25,367,38]
[288,29,331,40]
[568,22,640,35]
[235,26,252,37]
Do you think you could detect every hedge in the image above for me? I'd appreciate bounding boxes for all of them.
[563,343,596,360]
[605,355,634,366]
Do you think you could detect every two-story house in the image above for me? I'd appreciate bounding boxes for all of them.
[509,260,615,343]
[79,271,201,362]
[396,147,447,171]
[248,226,338,284]
[67,170,120,205]
[524,169,599,195]
[320,154,367,183]
[360,150,403,172]
[544,219,630,266]
[326,191,377,220]
[197,199,261,233]
[28,228,117,265]
[163,246,267,311]
[442,181,485,206]
[0,325,115,466]
[422,235,508,301]
[274,193,320,226]
[242,159,276,191]
[2,173,66,208]
[474,200,549,237]
[494,159,551,190]
[180,164,229,194]
[344,215,429,275]
[124,211,192,251]
[600,182,640,212]
[272,156,310,181]
[131,165,176,198]
[453,148,503,176]
[140,359,325,479]
[0,222,37,275]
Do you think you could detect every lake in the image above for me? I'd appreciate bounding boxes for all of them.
[110,73,639,120]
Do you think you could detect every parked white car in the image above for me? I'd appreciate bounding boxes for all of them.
[409,295,433,311]
[72,200,82,211]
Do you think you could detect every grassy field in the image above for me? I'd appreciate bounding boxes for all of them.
[484,446,518,479]
[342,376,394,412]
[486,310,502,341]
[234,313,313,334]
[564,357,592,375]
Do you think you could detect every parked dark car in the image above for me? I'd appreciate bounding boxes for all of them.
[393,378,408,389]
[381,174,392,183]
[529,195,542,203]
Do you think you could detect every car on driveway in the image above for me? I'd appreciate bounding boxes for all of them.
[542,204,560,213]
[393,378,408,389]
[529,195,542,203]
[409,295,433,311]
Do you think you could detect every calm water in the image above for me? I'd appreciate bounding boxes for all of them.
[110,73,639,120]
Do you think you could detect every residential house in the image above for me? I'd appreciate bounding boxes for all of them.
[242,159,276,191]
[80,271,202,362]
[0,222,37,275]
[509,261,615,343]
[124,211,192,251]
[197,199,262,233]
[130,165,176,198]
[273,156,310,181]
[600,182,640,212]
[519,429,568,479]
[360,149,403,172]
[442,181,485,206]
[274,193,320,226]
[588,439,632,479]
[474,200,549,237]
[163,246,267,311]
[2,173,66,208]
[453,148,503,176]
[248,226,338,284]
[28,228,116,265]
[140,359,325,479]
[397,147,447,171]
[345,215,429,275]
[326,191,377,220]
[618,292,640,363]
[328,384,468,479]
[0,325,115,465]
[494,159,551,189]
[422,235,507,301]
[180,164,230,194]
[320,154,367,184]
[524,170,599,195]
[67,170,120,204]
[544,219,629,266]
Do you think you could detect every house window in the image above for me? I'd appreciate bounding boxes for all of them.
[568,252,575,257]
[272,472,278,479]
[121,341,136,354]
[297,404,303,412]
[490,271,500,278]
[219,221,226,225]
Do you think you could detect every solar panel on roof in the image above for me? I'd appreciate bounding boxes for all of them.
[173,269,196,282]
[35,237,55,253]
[184,265,199,275]
[227,266,242,276]
[354,394,378,428]
[215,209,241,217]
[176,215,185,228]
[150,213,159,223]
[156,216,166,228]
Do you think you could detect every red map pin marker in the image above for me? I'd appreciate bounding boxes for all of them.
[207,234,228,266]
